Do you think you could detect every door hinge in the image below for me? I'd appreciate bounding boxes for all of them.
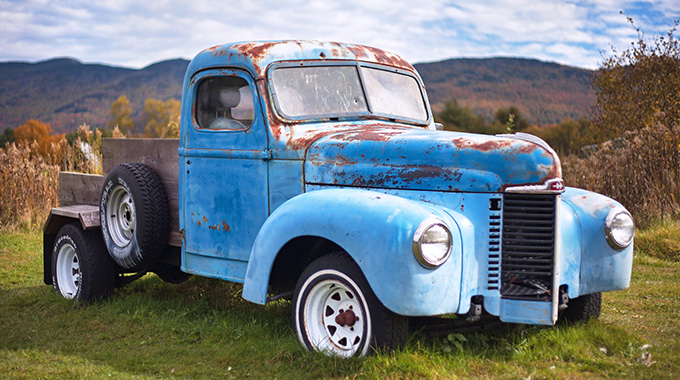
[261,149,272,161]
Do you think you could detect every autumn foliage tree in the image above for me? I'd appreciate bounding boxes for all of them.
[13,120,63,164]
[592,16,680,139]
[107,95,136,135]
[142,98,180,138]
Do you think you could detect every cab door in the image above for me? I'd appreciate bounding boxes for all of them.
[179,68,269,282]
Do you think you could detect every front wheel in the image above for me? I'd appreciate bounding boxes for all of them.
[292,253,407,357]
[52,223,117,302]
[560,292,602,323]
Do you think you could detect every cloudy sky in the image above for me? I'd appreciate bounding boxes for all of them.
[1,0,678,69]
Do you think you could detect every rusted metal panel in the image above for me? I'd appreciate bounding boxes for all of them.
[194,40,416,80]
[303,127,561,193]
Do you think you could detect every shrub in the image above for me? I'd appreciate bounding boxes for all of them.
[563,122,680,228]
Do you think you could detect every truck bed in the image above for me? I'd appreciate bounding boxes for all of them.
[55,138,181,246]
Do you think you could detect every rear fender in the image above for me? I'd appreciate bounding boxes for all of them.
[42,205,100,285]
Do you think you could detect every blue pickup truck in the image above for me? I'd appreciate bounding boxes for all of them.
[43,40,635,357]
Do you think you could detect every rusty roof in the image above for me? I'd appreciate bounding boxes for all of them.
[186,40,416,79]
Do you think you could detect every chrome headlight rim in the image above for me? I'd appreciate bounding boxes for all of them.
[605,208,635,250]
[412,218,453,268]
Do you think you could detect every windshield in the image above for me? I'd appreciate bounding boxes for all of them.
[270,64,428,124]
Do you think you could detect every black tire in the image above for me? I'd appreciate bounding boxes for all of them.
[52,223,117,302]
[292,252,408,357]
[100,163,169,271]
[561,292,602,323]
[151,262,191,284]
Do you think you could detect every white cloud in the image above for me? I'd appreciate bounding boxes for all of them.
[0,0,678,68]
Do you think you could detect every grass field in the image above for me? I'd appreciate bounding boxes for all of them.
[1,228,678,379]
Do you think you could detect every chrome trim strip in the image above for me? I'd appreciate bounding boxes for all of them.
[505,178,565,194]
[551,194,562,324]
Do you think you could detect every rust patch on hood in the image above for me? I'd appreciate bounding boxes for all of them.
[451,137,538,154]
[337,128,407,142]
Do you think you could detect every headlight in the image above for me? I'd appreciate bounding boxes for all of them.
[413,218,452,268]
[605,208,635,250]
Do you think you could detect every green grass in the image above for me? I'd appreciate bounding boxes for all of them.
[1,228,678,379]
[635,218,680,261]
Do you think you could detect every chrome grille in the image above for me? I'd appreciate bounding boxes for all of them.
[500,193,556,300]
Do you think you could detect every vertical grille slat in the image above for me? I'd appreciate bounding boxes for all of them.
[486,197,503,291]
[500,193,556,300]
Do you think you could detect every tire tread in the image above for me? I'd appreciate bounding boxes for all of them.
[561,292,602,324]
[101,163,169,270]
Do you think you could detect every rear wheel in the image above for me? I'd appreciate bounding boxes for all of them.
[52,223,117,302]
[292,253,407,357]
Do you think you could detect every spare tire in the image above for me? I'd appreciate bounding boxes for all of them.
[100,163,169,271]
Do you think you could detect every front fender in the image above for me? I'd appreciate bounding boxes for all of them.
[242,188,464,316]
[562,187,634,296]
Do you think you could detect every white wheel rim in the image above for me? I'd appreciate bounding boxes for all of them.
[105,185,135,247]
[302,274,368,357]
[56,243,80,299]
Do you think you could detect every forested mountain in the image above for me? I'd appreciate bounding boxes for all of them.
[0,58,188,133]
[0,56,595,133]
[416,57,595,124]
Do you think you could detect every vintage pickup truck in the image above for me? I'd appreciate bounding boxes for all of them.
[43,40,635,357]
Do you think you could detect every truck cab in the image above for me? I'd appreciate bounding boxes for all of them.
[44,40,635,358]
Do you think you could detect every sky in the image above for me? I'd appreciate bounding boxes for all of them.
[1,0,679,70]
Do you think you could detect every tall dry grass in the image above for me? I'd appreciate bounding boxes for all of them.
[0,142,59,230]
[0,124,104,230]
[60,124,104,175]
[563,122,680,228]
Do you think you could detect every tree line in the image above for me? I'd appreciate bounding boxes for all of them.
[0,95,180,148]
[434,100,592,156]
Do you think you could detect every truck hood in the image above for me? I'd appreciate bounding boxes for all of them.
[304,127,561,192]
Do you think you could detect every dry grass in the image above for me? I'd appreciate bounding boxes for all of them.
[0,142,59,231]
[563,123,680,228]
[60,124,103,175]
[0,124,103,231]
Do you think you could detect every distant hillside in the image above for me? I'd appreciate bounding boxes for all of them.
[0,58,189,134]
[414,58,596,124]
[0,56,595,133]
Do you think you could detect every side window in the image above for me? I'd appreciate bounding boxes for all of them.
[196,76,254,130]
